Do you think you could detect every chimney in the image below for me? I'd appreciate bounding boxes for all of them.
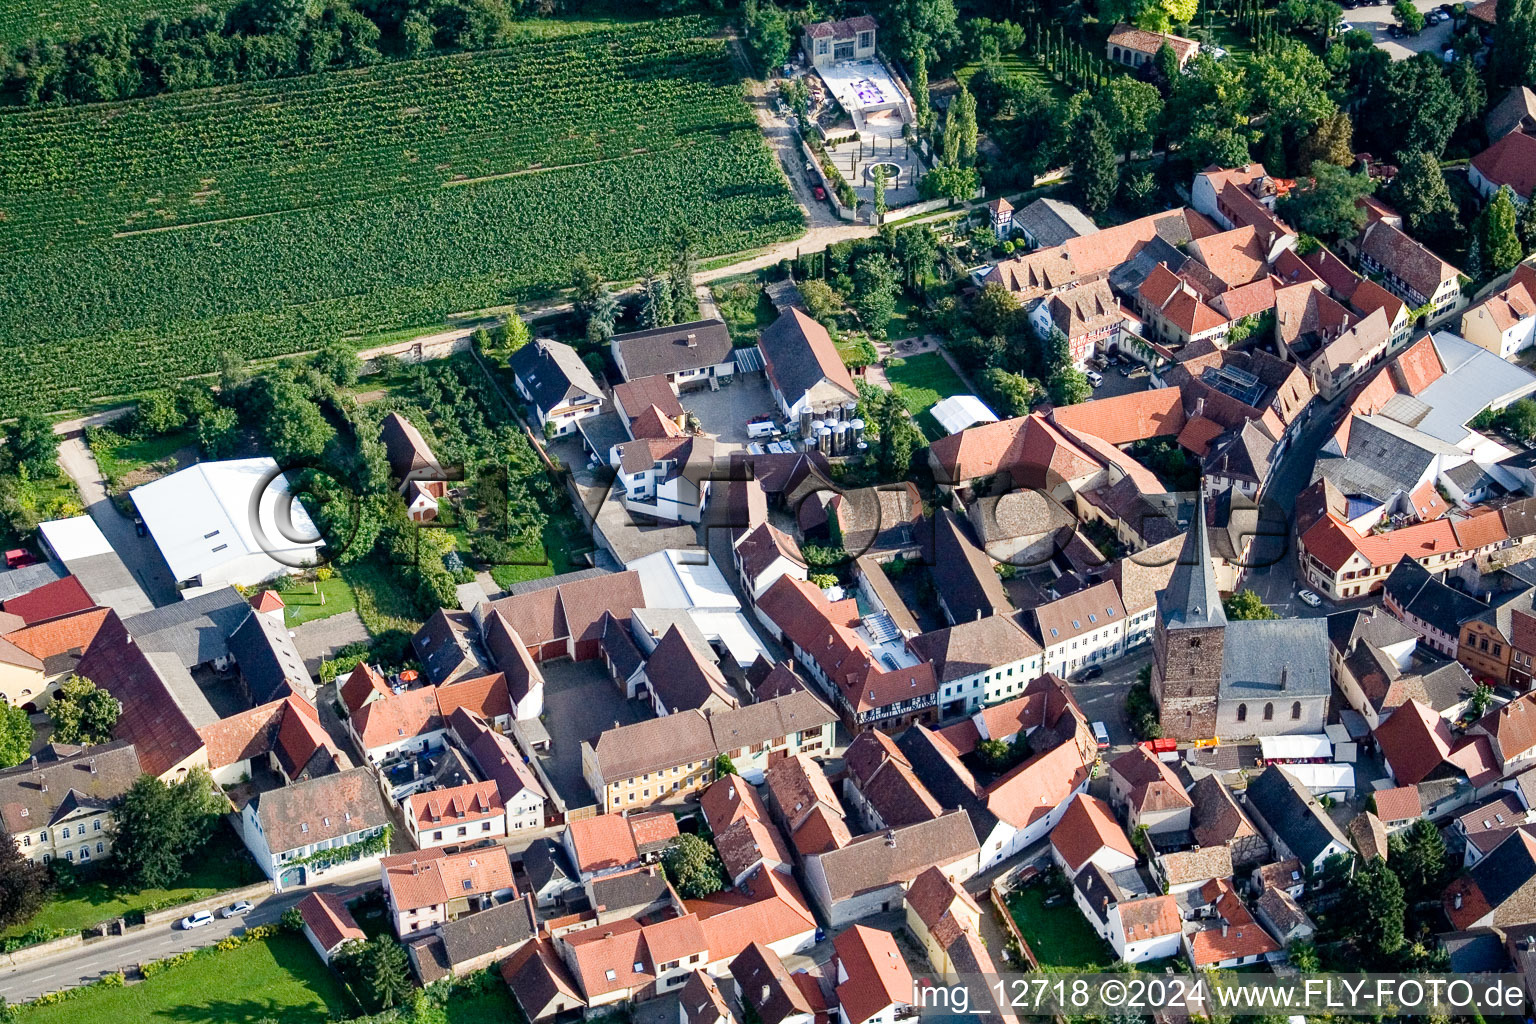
[885,830,896,848]
[88,759,96,775]
[1454,892,1464,910]
[1220,920,1229,937]
[686,333,698,348]
[762,985,773,1004]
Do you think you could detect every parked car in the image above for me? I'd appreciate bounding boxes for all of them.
[1085,370,1104,388]
[1079,665,1104,681]
[812,184,827,201]
[1092,721,1111,750]
[1298,589,1323,608]
[747,420,779,439]
[1339,20,1357,32]
[219,901,254,919]
[1443,47,1456,61]
[179,911,214,930]
[1388,22,1404,35]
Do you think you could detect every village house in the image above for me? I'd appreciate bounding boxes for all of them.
[239,767,392,889]
[0,741,140,865]
[297,891,366,965]
[381,845,517,939]
[908,615,1042,717]
[379,412,449,521]
[759,309,860,423]
[1462,264,1536,358]
[611,319,735,390]
[1352,219,1466,321]
[832,925,914,1024]
[509,338,606,437]
[1243,766,1354,874]
[801,811,980,927]
[802,15,877,68]
[1104,24,1199,70]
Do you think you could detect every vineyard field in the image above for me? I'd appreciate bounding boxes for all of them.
[0,17,804,415]
[0,0,208,46]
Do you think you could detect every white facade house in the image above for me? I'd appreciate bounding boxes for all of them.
[611,437,713,525]
[239,768,392,890]
[1032,582,1127,678]
[131,458,323,598]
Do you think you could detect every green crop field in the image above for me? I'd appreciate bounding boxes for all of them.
[0,0,209,46]
[0,16,804,415]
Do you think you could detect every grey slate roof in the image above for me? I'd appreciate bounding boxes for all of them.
[1384,556,1488,636]
[1158,493,1226,630]
[1245,766,1353,868]
[521,837,575,896]
[227,607,310,705]
[439,896,537,966]
[1015,197,1099,249]
[931,510,1011,624]
[1327,607,1419,655]
[122,586,252,668]
[1312,453,1408,505]
[1346,416,1460,490]
[1218,618,1331,699]
[0,740,140,833]
[508,339,604,417]
[0,562,66,603]
[1446,460,1505,495]
[611,319,732,381]
[588,869,670,915]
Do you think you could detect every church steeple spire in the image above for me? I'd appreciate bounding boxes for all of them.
[1160,491,1227,630]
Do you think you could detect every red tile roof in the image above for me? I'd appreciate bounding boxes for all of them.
[688,869,816,962]
[1110,746,1193,814]
[298,892,364,952]
[383,846,515,913]
[435,672,513,723]
[628,810,680,852]
[3,606,109,661]
[1376,699,1453,785]
[1050,794,1135,873]
[252,590,285,614]
[834,925,914,1024]
[1453,510,1510,551]
[986,739,1092,830]
[1188,878,1279,966]
[1371,785,1423,822]
[352,686,444,752]
[1300,515,1460,575]
[1407,481,1447,522]
[1049,388,1187,446]
[566,814,641,875]
[1473,130,1536,199]
[0,576,93,624]
[339,662,391,716]
[408,780,504,832]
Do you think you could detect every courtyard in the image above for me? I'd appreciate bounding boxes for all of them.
[531,657,649,812]
[677,371,780,446]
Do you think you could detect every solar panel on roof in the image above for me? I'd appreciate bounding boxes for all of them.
[863,611,901,645]
[1201,365,1266,408]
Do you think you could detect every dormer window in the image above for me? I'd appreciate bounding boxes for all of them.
[300,823,309,833]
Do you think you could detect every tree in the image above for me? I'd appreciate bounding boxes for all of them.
[1361,54,1461,159]
[1297,112,1354,174]
[3,413,57,480]
[640,274,674,330]
[1222,590,1279,619]
[357,935,413,1010]
[502,312,531,355]
[741,0,790,71]
[311,338,360,388]
[1249,42,1338,162]
[134,391,184,437]
[47,674,120,745]
[569,256,603,320]
[1388,151,1460,246]
[1073,106,1119,215]
[1106,0,1198,31]
[1520,198,1536,254]
[1393,0,1426,31]
[851,255,900,338]
[891,225,939,285]
[264,380,331,463]
[1048,365,1092,406]
[1492,0,1536,88]
[714,753,736,777]
[982,368,1044,417]
[872,165,888,218]
[1388,818,1447,902]
[196,406,242,459]
[1278,161,1374,244]
[951,83,978,164]
[1479,185,1524,275]
[867,389,923,479]
[1469,682,1496,717]
[1096,77,1164,161]
[918,164,979,202]
[585,285,619,342]
[799,279,843,329]
[663,834,726,898]
[111,768,227,889]
[0,825,51,931]
[912,51,932,130]
[890,0,959,69]
[669,236,699,322]
[0,706,31,771]
[1338,858,1406,956]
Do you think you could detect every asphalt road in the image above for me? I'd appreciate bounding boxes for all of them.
[0,875,374,1002]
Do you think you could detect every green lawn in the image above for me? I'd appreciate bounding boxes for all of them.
[956,53,1070,103]
[342,558,425,638]
[488,510,590,590]
[711,279,778,346]
[88,429,196,489]
[17,932,354,1024]
[271,575,357,628]
[885,351,970,441]
[5,828,258,942]
[1008,886,1113,968]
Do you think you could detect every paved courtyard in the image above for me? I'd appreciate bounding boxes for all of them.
[1341,0,1461,59]
[533,657,648,812]
[678,372,780,445]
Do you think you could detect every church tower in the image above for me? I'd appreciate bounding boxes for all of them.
[1151,493,1227,740]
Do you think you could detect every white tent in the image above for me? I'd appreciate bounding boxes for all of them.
[931,394,999,436]
[1279,763,1355,797]
[1258,734,1333,762]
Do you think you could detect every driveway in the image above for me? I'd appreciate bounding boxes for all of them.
[678,374,780,445]
[54,435,179,607]
[1342,0,1460,59]
[532,659,646,810]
